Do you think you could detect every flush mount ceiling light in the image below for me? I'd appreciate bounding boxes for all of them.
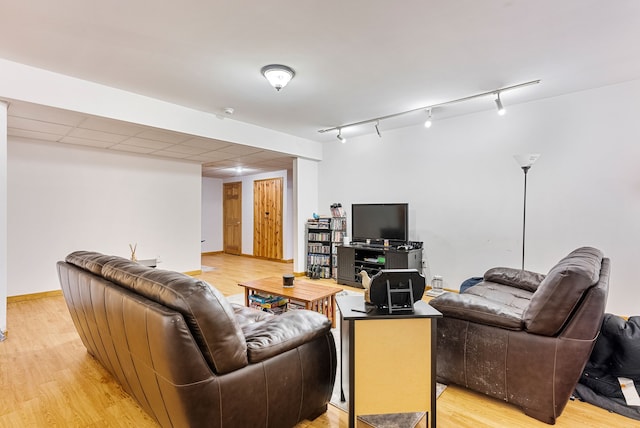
[318,79,540,136]
[261,64,295,91]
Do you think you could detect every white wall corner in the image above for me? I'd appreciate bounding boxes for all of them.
[0,100,8,336]
[293,158,319,274]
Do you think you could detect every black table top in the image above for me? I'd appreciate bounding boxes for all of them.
[336,295,442,320]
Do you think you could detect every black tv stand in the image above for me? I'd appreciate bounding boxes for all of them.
[336,244,423,288]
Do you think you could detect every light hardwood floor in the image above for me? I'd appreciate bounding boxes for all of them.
[0,253,636,427]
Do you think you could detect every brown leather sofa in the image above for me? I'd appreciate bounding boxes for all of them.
[429,247,609,424]
[57,251,336,428]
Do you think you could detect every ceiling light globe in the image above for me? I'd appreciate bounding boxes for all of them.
[261,64,295,91]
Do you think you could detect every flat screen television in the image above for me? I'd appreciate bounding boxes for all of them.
[351,203,408,244]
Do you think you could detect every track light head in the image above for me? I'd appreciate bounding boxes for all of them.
[424,108,433,128]
[495,93,506,116]
[337,129,346,144]
[375,121,382,138]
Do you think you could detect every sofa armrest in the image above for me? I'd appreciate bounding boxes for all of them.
[244,310,332,363]
[484,267,545,292]
[429,292,523,330]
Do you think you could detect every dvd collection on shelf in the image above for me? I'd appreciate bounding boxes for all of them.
[306,203,347,279]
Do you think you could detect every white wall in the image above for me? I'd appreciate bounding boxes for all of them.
[0,102,7,334]
[319,79,640,316]
[201,177,223,252]
[293,158,319,273]
[8,138,202,296]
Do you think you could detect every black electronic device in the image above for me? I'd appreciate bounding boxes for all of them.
[351,203,408,244]
[368,269,425,314]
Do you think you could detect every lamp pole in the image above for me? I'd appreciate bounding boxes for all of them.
[521,166,530,270]
[514,154,540,271]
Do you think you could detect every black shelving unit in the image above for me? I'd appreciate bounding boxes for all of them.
[330,216,347,279]
[306,218,332,279]
[336,244,423,287]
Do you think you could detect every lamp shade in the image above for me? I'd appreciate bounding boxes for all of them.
[514,154,540,168]
[261,64,295,91]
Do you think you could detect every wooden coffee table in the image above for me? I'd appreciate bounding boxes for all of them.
[238,277,343,327]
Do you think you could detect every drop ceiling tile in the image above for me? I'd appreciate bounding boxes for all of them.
[182,137,231,150]
[218,145,263,155]
[8,128,61,142]
[151,150,191,159]
[59,136,114,148]
[79,116,147,135]
[120,137,174,150]
[207,160,240,168]
[252,151,292,160]
[68,128,129,143]
[187,151,237,162]
[110,144,156,154]
[258,159,293,168]
[8,102,86,126]
[8,116,73,135]
[136,129,190,144]
[162,144,210,155]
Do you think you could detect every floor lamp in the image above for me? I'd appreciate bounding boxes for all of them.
[514,154,540,270]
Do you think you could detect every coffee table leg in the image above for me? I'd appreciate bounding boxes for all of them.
[330,295,336,328]
[244,288,251,307]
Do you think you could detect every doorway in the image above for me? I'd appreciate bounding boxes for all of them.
[253,177,283,260]
[223,182,242,255]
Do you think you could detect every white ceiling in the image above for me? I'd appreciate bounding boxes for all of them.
[1,1,639,177]
[6,100,295,178]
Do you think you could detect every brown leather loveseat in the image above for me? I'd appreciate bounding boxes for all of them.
[57,251,337,427]
[429,247,609,424]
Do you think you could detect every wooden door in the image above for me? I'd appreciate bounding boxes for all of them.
[223,182,242,255]
[253,177,283,260]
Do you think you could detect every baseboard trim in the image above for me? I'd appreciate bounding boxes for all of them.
[201,251,292,264]
[238,253,293,264]
[201,251,223,256]
[8,290,63,303]
[184,270,202,276]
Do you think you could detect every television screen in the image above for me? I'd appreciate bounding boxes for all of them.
[351,203,408,243]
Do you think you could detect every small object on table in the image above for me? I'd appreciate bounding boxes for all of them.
[358,270,372,303]
[283,274,295,288]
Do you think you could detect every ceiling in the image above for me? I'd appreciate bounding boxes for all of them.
[6,100,295,178]
[1,1,639,177]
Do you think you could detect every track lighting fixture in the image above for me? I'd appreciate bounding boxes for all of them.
[318,79,539,136]
[495,92,506,116]
[261,64,295,91]
[337,129,346,144]
[424,108,433,128]
[375,121,382,138]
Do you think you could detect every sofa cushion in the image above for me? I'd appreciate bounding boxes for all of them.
[429,290,525,330]
[483,267,545,292]
[85,256,248,374]
[523,247,603,336]
[66,250,126,275]
[243,310,332,363]
[232,303,274,328]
